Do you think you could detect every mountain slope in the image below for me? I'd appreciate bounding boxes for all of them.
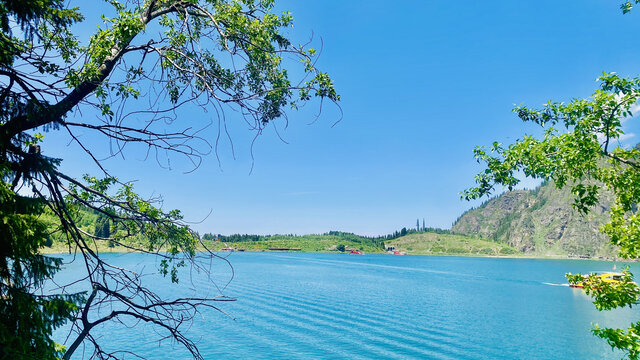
[452,181,618,258]
[384,232,517,256]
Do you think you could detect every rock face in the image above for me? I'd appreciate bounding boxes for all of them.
[452,181,618,258]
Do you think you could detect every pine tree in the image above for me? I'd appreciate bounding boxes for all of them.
[0,0,337,358]
[400,227,408,236]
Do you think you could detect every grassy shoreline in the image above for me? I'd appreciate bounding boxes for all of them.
[39,243,629,262]
[39,230,631,261]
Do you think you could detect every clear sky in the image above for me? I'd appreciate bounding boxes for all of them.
[45,1,640,236]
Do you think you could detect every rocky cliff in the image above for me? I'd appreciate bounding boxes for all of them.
[452,181,618,258]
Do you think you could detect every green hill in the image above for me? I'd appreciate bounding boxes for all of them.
[43,184,619,259]
[452,180,618,258]
[41,206,514,257]
[205,232,386,253]
[384,232,517,256]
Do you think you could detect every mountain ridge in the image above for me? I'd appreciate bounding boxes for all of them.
[452,180,618,258]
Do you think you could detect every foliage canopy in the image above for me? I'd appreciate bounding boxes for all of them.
[0,0,337,358]
[464,5,640,357]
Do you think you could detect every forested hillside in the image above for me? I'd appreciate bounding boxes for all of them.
[43,189,619,258]
[452,181,618,258]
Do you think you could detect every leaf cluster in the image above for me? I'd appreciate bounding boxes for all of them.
[465,63,640,360]
[0,0,339,358]
[0,173,84,360]
[464,73,640,257]
[567,269,639,311]
[465,7,640,357]
[567,268,640,359]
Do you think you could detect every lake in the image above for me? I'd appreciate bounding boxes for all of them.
[53,252,639,359]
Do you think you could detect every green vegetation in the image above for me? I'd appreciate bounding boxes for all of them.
[453,180,618,258]
[206,233,385,253]
[385,233,518,256]
[0,0,337,359]
[41,208,522,257]
[43,206,595,258]
[464,3,640,357]
[208,230,386,248]
[5,0,639,358]
[201,230,520,257]
[0,175,83,360]
[202,228,451,254]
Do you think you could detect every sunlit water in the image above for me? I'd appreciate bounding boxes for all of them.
[52,252,639,359]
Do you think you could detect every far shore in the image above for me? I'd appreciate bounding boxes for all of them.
[39,245,632,262]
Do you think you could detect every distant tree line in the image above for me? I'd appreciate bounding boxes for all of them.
[201,231,387,249]
[201,221,451,249]
[382,226,450,240]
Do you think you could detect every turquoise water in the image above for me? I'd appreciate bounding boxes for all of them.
[53,253,639,359]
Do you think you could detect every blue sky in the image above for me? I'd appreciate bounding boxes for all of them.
[46,1,640,236]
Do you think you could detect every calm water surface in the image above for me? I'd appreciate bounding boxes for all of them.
[53,253,639,359]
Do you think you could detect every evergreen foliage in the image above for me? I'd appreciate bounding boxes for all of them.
[200,226,453,253]
[0,177,84,360]
[0,0,337,358]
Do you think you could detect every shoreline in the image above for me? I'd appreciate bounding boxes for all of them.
[39,246,633,262]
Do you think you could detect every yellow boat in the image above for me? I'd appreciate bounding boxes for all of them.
[569,272,624,288]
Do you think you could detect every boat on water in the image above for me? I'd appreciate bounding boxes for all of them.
[349,250,363,255]
[568,272,625,288]
[392,251,407,255]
